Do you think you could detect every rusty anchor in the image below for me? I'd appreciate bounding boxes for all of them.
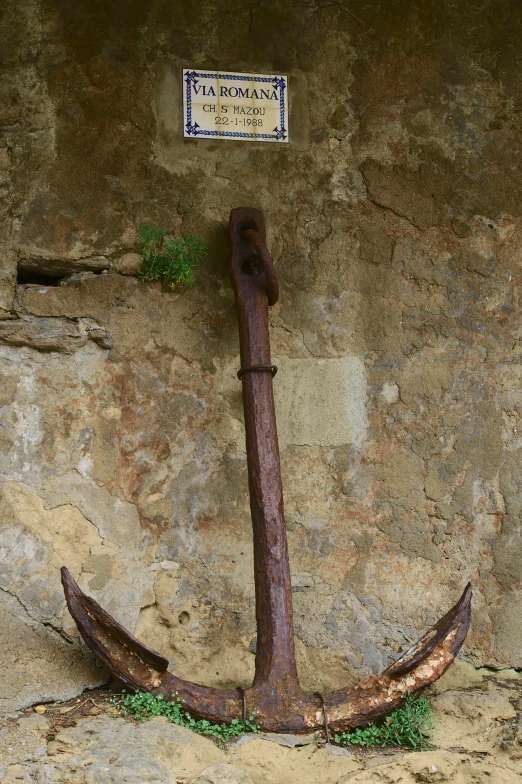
[61,207,471,734]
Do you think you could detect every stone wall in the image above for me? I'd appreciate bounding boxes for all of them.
[1,0,521,711]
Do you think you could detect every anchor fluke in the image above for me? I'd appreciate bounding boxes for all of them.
[384,582,472,678]
[61,567,168,679]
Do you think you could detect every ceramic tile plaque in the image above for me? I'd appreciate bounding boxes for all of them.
[183,69,288,143]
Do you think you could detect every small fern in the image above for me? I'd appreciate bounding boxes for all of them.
[334,694,435,750]
[137,224,206,289]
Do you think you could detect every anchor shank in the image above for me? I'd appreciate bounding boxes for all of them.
[229,208,299,692]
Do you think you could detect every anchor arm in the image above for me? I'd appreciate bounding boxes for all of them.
[61,567,471,732]
[61,566,242,718]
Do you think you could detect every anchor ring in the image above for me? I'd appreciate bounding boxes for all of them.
[237,364,278,379]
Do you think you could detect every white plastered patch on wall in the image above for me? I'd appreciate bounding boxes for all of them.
[273,356,368,449]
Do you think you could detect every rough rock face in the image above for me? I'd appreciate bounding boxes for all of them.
[1,0,521,710]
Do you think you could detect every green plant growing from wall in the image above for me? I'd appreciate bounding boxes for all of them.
[137,224,207,289]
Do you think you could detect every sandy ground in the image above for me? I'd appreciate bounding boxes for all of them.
[1,663,521,783]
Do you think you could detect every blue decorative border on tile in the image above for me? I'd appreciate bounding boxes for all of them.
[183,71,288,142]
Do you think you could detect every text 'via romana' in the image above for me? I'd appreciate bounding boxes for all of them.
[193,85,279,100]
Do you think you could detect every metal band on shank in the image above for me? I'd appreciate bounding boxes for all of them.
[237,364,278,380]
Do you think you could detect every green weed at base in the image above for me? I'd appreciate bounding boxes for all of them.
[334,694,435,751]
[112,690,259,746]
[112,690,434,752]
